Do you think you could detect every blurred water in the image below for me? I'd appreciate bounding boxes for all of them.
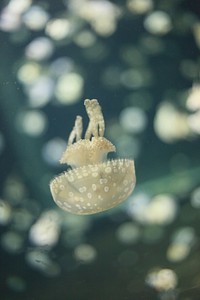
[0,0,200,299]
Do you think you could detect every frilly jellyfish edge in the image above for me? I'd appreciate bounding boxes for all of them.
[50,99,136,215]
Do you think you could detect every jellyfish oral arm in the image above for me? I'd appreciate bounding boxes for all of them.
[68,115,83,146]
[84,99,105,139]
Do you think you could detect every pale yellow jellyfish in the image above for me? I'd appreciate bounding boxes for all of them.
[50,99,136,215]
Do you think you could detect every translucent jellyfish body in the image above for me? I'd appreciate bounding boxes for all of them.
[50,99,136,215]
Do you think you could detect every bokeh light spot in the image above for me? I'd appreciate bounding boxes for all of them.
[55,72,84,104]
[16,110,48,136]
[74,244,97,263]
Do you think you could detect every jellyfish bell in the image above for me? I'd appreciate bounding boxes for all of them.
[50,99,136,215]
[50,158,135,215]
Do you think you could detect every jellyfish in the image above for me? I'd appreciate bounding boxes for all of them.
[50,99,136,215]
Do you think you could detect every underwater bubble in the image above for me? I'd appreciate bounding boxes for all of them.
[154,102,190,143]
[62,213,91,231]
[0,0,31,31]
[60,215,91,247]
[126,192,150,223]
[127,193,177,225]
[139,35,165,55]
[74,243,97,263]
[120,68,152,89]
[127,0,153,15]
[42,138,67,166]
[55,72,84,104]
[61,214,91,247]
[26,76,54,107]
[6,276,26,292]
[193,22,200,49]
[190,186,200,208]
[119,107,147,134]
[70,0,121,36]
[187,111,200,134]
[12,209,33,231]
[49,57,74,77]
[167,242,191,262]
[26,249,61,276]
[16,110,47,136]
[3,176,27,205]
[180,59,199,80]
[144,194,177,225]
[25,37,54,61]
[29,210,60,247]
[171,227,196,245]
[7,0,32,14]
[0,200,12,225]
[0,7,21,31]
[23,5,49,30]
[120,69,143,89]
[1,231,24,253]
[115,135,140,158]
[144,11,172,35]
[17,61,42,84]
[45,18,72,40]
[186,84,200,111]
[82,41,108,62]
[146,268,178,291]
[120,46,147,67]
[74,30,96,48]
[167,227,196,262]
[92,18,117,36]
[116,222,140,244]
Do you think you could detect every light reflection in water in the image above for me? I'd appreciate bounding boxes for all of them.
[0,0,200,299]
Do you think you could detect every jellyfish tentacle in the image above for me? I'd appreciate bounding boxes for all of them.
[84,99,105,139]
[68,115,83,146]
